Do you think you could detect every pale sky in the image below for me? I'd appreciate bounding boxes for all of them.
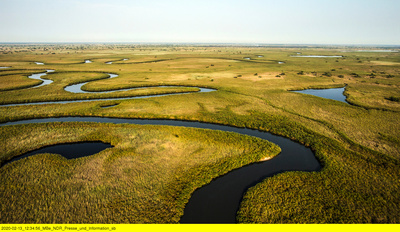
[0,0,399,45]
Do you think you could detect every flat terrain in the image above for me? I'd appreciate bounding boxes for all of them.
[0,44,399,223]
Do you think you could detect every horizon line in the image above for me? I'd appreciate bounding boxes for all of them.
[1,42,400,47]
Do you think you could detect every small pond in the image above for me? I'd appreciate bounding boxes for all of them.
[0,67,10,69]
[2,142,113,167]
[85,60,92,63]
[292,87,348,104]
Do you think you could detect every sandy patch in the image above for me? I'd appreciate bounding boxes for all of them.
[371,61,400,66]
[259,156,273,161]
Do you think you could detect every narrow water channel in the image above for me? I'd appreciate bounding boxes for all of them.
[1,69,321,223]
[1,72,216,107]
[28,70,55,88]
[1,117,321,223]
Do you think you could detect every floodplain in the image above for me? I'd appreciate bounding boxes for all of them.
[0,44,399,223]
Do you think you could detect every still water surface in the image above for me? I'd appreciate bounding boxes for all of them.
[2,142,112,167]
[1,68,322,223]
[292,87,348,104]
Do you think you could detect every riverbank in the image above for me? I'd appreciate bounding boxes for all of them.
[1,44,399,223]
[0,121,280,223]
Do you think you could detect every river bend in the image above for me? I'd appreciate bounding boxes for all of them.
[1,72,216,107]
[1,117,321,223]
[1,69,321,223]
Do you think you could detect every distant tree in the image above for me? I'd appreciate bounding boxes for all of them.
[323,72,332,77]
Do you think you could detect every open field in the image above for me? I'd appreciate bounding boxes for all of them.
[1,44,400,223]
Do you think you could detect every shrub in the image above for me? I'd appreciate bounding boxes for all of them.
[386,96,400,102]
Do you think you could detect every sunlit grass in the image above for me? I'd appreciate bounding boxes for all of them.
[0,44,399,223]
[0,122,279,223]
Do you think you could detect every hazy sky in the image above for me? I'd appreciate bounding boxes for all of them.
[1,0,399,44]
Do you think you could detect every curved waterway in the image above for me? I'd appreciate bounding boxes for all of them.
[2,72,216,106]
[1,117,321,223]
[105,58,128,64]
[2,69,321,222]
[28,70,55,88]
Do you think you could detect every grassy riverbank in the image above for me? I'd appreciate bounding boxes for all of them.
[1,44,399,223]
[0,122,280,223]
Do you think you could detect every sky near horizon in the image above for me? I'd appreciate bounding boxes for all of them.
[0,0,399,45]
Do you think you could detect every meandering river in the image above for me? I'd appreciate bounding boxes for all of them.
[1,72,216,106]
[1,117,320,223]
[1,69,322,223]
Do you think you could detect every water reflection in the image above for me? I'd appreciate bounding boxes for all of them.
[292,87,348,104]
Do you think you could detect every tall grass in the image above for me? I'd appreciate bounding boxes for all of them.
[0,122,279,223]
[1,44,399,223]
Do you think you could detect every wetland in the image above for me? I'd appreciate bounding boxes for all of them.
[0,44,399,223]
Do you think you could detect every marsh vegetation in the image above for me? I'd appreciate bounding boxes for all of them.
[0,44,399,223]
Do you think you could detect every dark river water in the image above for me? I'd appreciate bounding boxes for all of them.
[1,142,113,167]
[1,69,323,223]
[1,117,321,223]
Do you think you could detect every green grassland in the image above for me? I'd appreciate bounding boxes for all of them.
[0,122,279,223]
[0,44,399,223]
